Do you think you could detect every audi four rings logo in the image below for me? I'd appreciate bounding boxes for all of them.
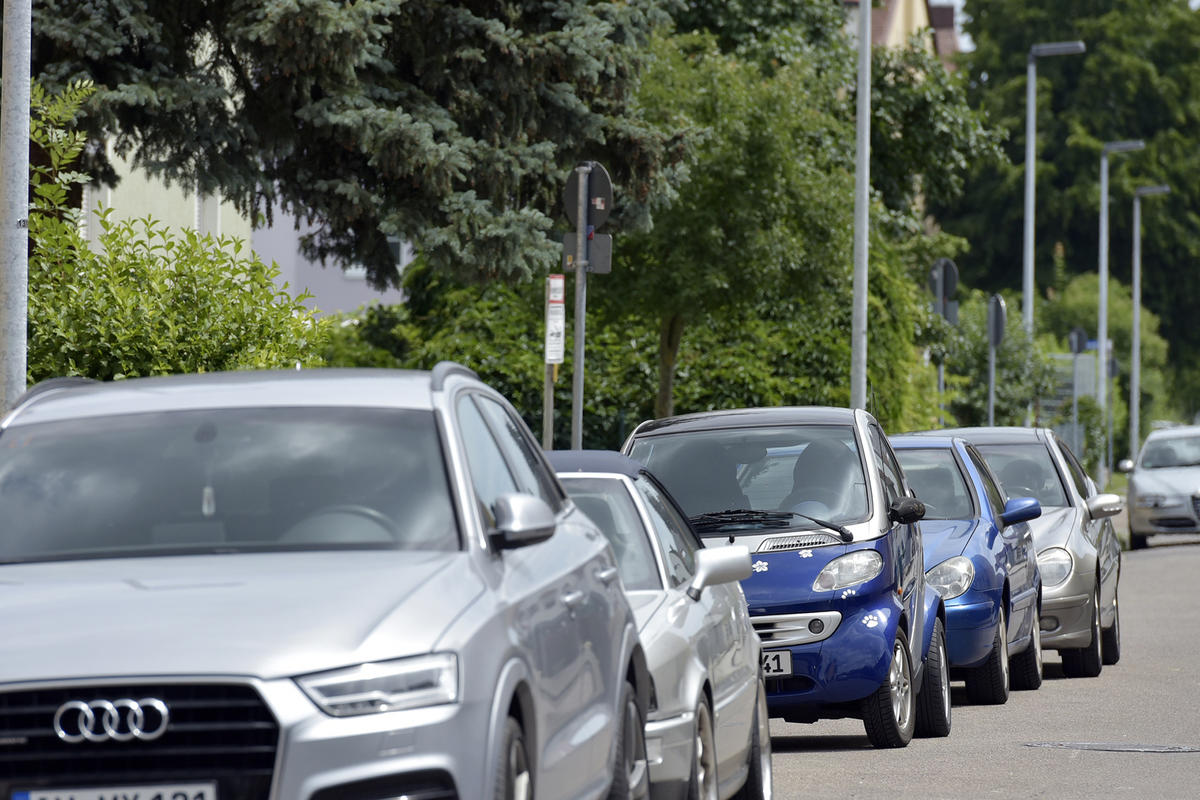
[53,698,170,743]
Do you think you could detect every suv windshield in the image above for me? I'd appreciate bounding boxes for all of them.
[1140,435,1200,469]
[628,424,869,531]
[0,407,458,562]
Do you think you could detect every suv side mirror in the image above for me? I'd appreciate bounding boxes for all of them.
[686,545,752,601]
[1116,459,1134,473]
[888,496,926,525]
[492,493,557,549]
[1001,496,1041,526]
[1086,493,1124,520]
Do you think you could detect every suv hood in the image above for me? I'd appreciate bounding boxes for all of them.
[0,550,482,684]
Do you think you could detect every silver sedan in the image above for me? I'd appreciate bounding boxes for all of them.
[1119,425,1200,549]
[551,450,772,800]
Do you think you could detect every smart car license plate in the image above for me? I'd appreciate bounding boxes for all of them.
[761,649,792,676]
[13,784,216,800]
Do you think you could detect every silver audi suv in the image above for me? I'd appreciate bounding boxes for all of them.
[0,366,650,800]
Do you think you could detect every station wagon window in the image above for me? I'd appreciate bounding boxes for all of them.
[558,477,661,591]
[635,475,698,588]
[894,448,975,520]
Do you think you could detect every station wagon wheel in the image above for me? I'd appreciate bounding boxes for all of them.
[494,716,531,800]
[608,680,649,800]
[861,629,915,748]
[966,605,1009,704]
[732,677,773,799]
[687,699,718,800]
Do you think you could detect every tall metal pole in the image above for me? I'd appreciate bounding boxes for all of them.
[1129,184,1170,460]
[0,0,32,410]
[850,0,871,410]
[570,163,591,450]
[1022,55,1037,335]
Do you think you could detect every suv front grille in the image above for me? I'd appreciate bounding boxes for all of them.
[0,682,277,798]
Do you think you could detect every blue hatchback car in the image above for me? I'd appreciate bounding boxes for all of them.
[890,434,1044,703]
[625,407,949,748]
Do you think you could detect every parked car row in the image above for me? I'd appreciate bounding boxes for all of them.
[0,365,1125,799]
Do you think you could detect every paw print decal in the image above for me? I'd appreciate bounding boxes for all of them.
[841,588,857,599]
[752,560,769,573]
[861,613,881,629]
[798,549,813,559]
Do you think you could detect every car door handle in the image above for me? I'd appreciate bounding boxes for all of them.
[595,566,619,585]
[561,590,584,610]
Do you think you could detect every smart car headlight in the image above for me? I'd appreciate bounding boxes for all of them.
[297,653,459,717]
[925,556,975,600]
[1037,547,1074,588]
[813,550,883,591]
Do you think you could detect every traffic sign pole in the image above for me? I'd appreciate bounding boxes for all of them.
[570,163,591,450]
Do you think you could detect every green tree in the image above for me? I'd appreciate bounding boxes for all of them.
[28,82,328,383]
[25,0,684,285]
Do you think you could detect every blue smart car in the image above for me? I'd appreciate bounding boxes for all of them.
[625,407,948,748]
[891,434,1045,703]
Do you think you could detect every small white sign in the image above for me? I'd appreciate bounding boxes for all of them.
[547,273,565,303]
[545,274,566,365]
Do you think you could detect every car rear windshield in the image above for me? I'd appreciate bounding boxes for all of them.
[1139,435,1200,468]
[894,448,975,520]
[0,407,459,562]
[628,425,869,527]
[975,443,1068,508]
[559,476,662,592]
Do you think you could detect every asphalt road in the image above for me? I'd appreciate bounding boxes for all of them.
[767,532,1200,800]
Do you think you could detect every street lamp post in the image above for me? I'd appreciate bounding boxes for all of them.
[1023,40,1086,335]
[1130,184,1170,460]
[1097,139,1144,487]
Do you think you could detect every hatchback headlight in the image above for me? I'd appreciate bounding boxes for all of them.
[1037,547,1074,588]
[813,550,883,591]
[297,653,459,717]
[926,556,975,600]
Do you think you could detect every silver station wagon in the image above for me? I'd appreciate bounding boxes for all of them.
[0,366,651,800]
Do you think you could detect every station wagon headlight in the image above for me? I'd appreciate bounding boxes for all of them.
[298,653,459,716]
[925,556,974,600]
[1037,547,1074,588]
[813,550,883,591]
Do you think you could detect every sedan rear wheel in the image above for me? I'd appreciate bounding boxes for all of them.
[1061,586,1103,678]
[861,629,915,748]
[966,605,1009,704]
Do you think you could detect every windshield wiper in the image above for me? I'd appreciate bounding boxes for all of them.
[688,509,853,542]
[785,512,854,542]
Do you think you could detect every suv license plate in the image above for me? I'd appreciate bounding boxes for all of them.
[761,649,792,676]
[14,783,216,800]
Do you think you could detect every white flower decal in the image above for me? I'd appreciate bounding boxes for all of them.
[798,549,813,559]
[841,588,857,599]
[752,560,769,573]
[861,613,880,628]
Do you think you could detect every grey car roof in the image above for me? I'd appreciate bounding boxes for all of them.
[890,433,961,449]
[632,406,858,437]
[547,449,648,478]
[918,426,1048,445]
[3,368,444,427]
[1145,424,1200,441]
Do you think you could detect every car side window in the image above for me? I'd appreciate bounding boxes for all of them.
[967,447,1007,521]
[1056,436,1092,499]
[868,423,903,505]
[475,395,564,511]
[635,474,698,588]
[455,395,519,525]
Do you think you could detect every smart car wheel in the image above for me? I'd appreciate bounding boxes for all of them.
[1102,590,1122,665]
[861,629,915,748]
[732,677,773,799]
[915,618,952,737]
[966,605,1009,705]
[608,679,650,800]
[1010,607,1044,691]
[493,716,531,800]
[1061,585,1103,678]
[687,698,718,800]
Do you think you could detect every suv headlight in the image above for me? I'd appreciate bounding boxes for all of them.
[1037,547,1074,588]
[297,653,459,717]
[813,550,883,591]
[926,556,975,600]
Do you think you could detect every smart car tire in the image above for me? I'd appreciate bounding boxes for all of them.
[915,618,952,738]
[687,698,718,800]
[966,606,1010,704]
[1010,608,1044,690]
[861,629,916,748]
[1061,586,1103,678]
[493,716,531,800]
[608,679,650,800]
[1102,591,1122,665]
[732,678,773,799]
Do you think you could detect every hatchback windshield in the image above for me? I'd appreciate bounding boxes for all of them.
[895,449,975,520]
[975,443,1068,508]
[628,425,869,530]
[1139,435,1200,469]
[0,407,458,562]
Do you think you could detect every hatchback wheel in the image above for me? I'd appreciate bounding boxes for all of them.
[1061,586,1103,678]
[966,605,1009,704]
[914,618,952,737]
[861,629,915,748]
[1010,608,1044,690]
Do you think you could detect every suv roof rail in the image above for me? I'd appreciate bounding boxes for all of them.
[431,361,479,391]
[14,376,99,405]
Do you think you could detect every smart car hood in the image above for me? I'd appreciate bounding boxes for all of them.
[0,550,483,683]
[1133,467,1200,497]
[1024,506,1079,550]
[919,519,978,571]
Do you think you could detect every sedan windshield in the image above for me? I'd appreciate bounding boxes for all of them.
[895,449,975,520]
[628,425,869,532]
[975,443,1068,508]
[559,477,662,591]
[1139,435,1200,469]
[0,407,459,562]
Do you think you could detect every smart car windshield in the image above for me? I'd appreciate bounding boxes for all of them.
[1139,435,1200,469]
[895,448,975,520]
[628,425,869,532]
[975,443,1068,508]
[0,407,459,562]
